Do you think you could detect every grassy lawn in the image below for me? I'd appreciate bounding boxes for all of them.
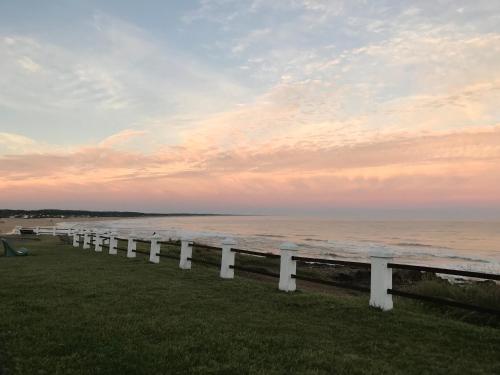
[1,236,499,375]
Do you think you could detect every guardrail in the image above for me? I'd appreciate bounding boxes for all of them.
[290,255,370,292]
[386,262,500,315]
[18,226,500,316]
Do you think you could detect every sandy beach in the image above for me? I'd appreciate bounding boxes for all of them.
[0,217,125,235]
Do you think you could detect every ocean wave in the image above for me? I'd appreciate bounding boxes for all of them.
[255,234,286,238]
[393,242,435,248]
[325,239,493,264]
[65,220,499,272]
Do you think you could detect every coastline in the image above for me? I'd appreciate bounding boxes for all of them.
[0,217,127,235]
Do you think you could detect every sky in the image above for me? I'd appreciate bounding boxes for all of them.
[1,0,500,217]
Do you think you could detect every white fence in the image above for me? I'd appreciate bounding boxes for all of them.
[14,225,500,314]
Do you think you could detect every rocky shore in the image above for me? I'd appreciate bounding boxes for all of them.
[300,262,497,288]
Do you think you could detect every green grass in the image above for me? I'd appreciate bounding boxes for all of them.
[402,276,500,326]
[1,236,499,375]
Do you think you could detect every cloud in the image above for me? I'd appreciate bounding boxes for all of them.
[17,56,41,72]
[98,129,149,149]
[0,35,130,112]
[0,13,251,147]
[0,132,38,154]
[232,28,271,53]
[1,126,500,211]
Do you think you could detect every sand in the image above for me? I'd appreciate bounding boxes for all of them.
[0,217,126,235]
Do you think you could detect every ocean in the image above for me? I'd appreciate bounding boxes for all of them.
[62,216,500,274]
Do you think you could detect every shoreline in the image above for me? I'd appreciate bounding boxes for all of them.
[0,217,128,235]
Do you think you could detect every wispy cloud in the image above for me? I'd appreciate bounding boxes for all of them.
[98,129,149,149]
[0,132,38,154]
[0,14,251,147]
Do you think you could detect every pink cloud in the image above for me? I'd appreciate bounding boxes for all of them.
[1,126,500,210]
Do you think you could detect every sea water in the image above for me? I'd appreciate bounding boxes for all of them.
[63,216,500,274]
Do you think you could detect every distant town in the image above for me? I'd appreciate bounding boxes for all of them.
[0,209,225,219]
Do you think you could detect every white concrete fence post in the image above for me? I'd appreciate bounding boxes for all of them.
[179,237,193,270]
[108,232,118,255]
[35,226,40,235]
[52,226,57,236]
[279,242,299,292]
[103,231,110,247]
[72,230,80,247]
[127,232,137,258]
[220,237,237,279]
[369,248,394,311]
[94,231,103,252]
[83,230,91,249]
[149,233,161,264]
[14,226,22,235]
